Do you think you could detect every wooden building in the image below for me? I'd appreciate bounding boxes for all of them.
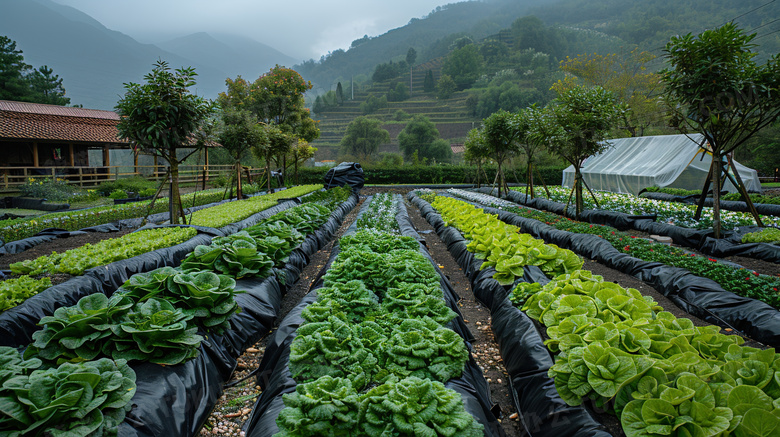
[0,100,129,185]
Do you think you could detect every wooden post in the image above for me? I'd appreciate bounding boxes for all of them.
[133,148,139,176]
[68,143,74,166]
[728,154,763,227]
[103,145,110,167]
[32,142,39,167]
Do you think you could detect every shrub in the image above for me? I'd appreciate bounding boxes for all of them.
[109,189,128,199]
[95,176,157,196]
[18,177,83,202]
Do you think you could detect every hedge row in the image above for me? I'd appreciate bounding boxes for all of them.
[297,165,567,186]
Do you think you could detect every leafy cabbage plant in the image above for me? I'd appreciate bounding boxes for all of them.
[181,231,274,279]
[275,375,360,437]
[118,267,242,334]
[359,376,484,437]
[0,348,136,437]
[27,293,203,366]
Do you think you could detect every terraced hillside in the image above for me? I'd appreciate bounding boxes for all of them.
[311,59,480,161]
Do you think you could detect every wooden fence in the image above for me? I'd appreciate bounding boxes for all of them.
[0,165,268,192]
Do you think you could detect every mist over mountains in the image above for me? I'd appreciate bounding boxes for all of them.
[1,0,298,109]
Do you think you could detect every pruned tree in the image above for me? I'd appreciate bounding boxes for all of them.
[219,66,319,190]
[464,127,490,187]
[287,139,317,185]
[546,85,618,219]
[481,109,525,197]
[116,60,216,224]
[217,107,265,199]
[518,105,551,198]
[661,23,780,237]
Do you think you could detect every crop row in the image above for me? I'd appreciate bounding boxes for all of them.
[425,191,780,436]
[512,186,780,230]
[421,192,583,285]
[0,187,352,436]
[449,189,780,308]
[267,193,485,436]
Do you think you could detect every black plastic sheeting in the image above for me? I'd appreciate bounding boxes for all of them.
[642,192,780,217]
[457,193,780,349]
[119,192,359,437]
[408,191,613,437]
[323,162,365,190]
[244,195,504,437]
[490,188,780,264]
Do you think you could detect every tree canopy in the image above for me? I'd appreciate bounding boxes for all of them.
[115,60,216,224]
[397,115,452,163]
[0,36,70,105]
[441,44,483,90]
[340,116,391,160]
[660,22,780,236]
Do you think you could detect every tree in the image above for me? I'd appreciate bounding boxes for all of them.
[442,44,483,90]
[340,116,390,160]
[546,85,618,218]
[27,65,70,106]
[0,36,31,101]
[481,110,525,197]
[660,23,780,237]
[406,47,417,66]
[116,60,216,224]
[336,82,344,104]
[437,74,457,100]
[287,139,317,185]
[217,107,265,199]
[387,82,409,102]
[423,70,435,93]
[219,66,319,190]
[397,115,441,162]
[464,127,491,187]
[521,105,555,198]
[553,49,662,137]
[430,139,453,164]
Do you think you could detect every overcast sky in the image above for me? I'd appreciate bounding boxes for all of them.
[51,0,452,61]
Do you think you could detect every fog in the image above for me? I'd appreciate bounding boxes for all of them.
[52,0,456,60]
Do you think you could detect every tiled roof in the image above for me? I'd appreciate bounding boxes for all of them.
[450,144,465,154]
[0,100,125,144]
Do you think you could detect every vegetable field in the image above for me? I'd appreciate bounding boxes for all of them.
[1,185,779,437]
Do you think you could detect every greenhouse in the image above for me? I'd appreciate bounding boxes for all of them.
[561,134,763,195]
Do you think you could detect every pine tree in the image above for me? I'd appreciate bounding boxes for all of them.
[0,36,32,101]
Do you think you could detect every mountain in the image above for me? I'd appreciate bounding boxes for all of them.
[157,32,299,83]
[0,0,296,110]
[296,0,551,90]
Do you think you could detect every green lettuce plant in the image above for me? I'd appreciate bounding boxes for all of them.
[359,376,484,437]
[0,276,52,312]
[383,317,469,383]
[180,231,274,279]
[0,353,136,437]
[289,315,380,391]
[118,267,243,334]
[275,376,360,437]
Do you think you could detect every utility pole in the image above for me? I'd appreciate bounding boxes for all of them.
[351,76,354,100]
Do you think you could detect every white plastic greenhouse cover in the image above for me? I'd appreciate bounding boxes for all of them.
[561,134,762,196]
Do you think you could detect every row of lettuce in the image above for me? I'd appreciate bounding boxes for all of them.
[0,186,350,436]
[0,185,323,313]
[423,191,780,437]
[513,186,780,231]
[272,193,485,436]
[0,182,274,244]
[451,189,780,309]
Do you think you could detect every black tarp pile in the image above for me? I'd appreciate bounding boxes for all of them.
[243,195,505,437]
[0,190,359,437]
[408,191,613,437]
[486,188,780,264]
[323,162,365,190]
[455,190,780,348]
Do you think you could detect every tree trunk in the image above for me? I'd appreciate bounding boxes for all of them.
[497,162,503,198]
[575,167,583,220]
[528,161,535,199]
[169,155,182,224]
[236,162,243,199]
[712,155,722,238]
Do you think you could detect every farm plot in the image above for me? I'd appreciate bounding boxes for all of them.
[410,190,780,437]
[0,186,356,437]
